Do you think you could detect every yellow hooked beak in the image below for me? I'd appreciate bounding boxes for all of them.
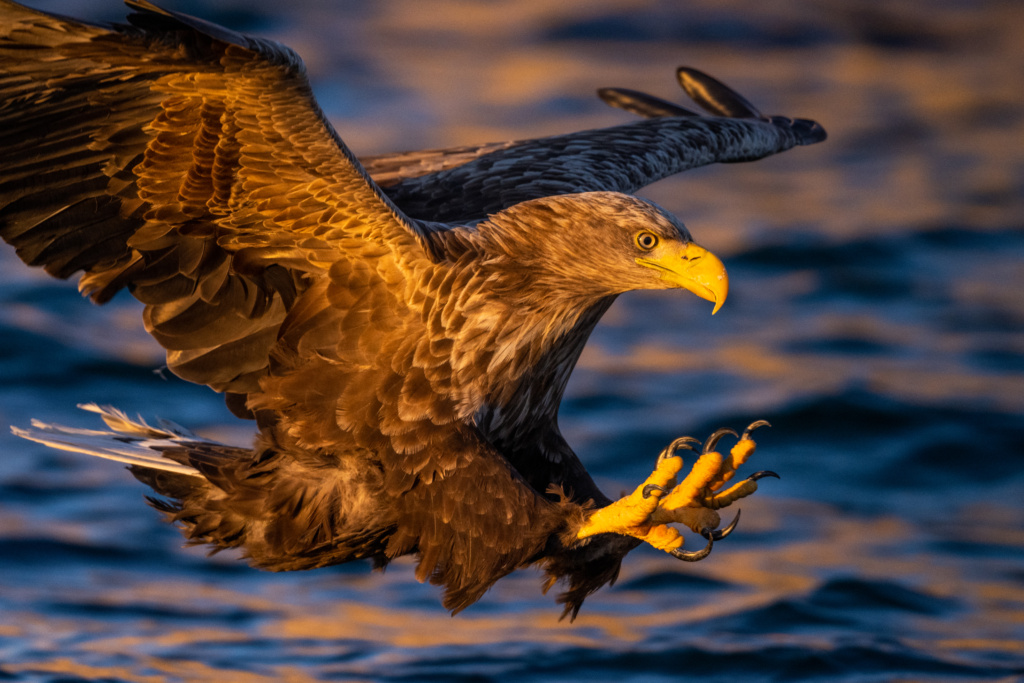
[637,242,729,314]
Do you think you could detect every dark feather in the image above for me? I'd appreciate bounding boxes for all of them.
[1,0,825,618]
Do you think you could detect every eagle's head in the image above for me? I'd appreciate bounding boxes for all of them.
[476,191,728,314]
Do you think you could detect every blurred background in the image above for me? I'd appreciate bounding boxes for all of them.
[1,0,1022,681]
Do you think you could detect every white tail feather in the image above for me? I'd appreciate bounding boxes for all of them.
[11,404,215,477]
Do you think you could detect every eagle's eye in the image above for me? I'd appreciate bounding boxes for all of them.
[635,231,659,250]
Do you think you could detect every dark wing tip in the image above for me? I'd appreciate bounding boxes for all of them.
[792,116,828,144]
[122,0,302,70]
[764,115,828,145]
[124,0,252,48]
[598,66,827,146]
[676,66,763,119]
[678,67,828,145]
[597,87,700,118]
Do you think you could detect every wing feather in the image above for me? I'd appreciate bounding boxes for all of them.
[373,68,825,223]
[2,2,827,615]
[0,0,432,395]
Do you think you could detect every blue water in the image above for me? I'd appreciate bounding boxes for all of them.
[2,1,1023,681]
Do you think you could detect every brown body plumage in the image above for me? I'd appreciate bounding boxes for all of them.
[0,0,825,617]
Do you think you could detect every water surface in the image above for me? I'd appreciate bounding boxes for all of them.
[1,1,1023,681]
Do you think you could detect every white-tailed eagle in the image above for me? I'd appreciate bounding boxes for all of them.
[0,0,825,618]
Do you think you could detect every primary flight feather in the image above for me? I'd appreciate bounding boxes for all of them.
[0,0,824,618]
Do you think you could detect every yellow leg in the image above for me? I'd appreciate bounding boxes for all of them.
[580,421,777,561]
[577,435,724,561]
[576,445,683,540]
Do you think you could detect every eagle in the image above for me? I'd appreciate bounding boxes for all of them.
[0,0,825,618]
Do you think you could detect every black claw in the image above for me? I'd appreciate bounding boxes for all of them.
[669,533,713,562]
[749,470,780,481]
[642,484,670,499]
[742,420,771,440]
[671,436,701,451]
[703,510,741,541]
[658,436,699,463]
[703,428,738,454]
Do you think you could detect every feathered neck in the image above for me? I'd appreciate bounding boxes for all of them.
[426,216,616,419]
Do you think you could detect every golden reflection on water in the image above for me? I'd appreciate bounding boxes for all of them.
[6,499,1024,682]
[581,335,1024,415]
[2,0,1023,679]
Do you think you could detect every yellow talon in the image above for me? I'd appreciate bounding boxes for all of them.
[651,504,721,534]
[705,470,780,509]
[576,420,775,560]
[704,477,761,509]
[577,453,683,540]
[706,437,757,491]
[633,524,684,552]
[659,450,722,511]
[731,438,757,464]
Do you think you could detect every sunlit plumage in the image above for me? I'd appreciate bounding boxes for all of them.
[0,0,824,618]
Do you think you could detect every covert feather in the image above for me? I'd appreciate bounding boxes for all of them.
[1,0,824,618]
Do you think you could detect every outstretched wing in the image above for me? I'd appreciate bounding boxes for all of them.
[1,3,595,611]
[0,0,432,397]
[368,67,826,223]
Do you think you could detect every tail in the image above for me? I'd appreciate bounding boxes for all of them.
[13,404,268,555]
[11,405,382,568]
[11,403,226,477]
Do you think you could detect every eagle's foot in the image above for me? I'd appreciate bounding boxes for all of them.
[576,447,684,542]
[575,423,775,561]
[649,421,777,540]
